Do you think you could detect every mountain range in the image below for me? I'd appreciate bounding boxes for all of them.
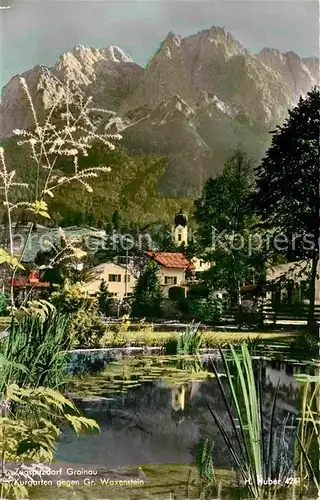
[0,26,318,196]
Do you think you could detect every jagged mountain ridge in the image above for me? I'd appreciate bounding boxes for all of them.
[0,45,143,139]
[0,26,318,195]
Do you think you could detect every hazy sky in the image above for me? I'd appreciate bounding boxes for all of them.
[0,0,319,90]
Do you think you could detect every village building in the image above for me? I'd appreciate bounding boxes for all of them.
[83,251,195,299]
[145,251,194,297]
[83,261,137,298]
[266,260,320,305]
[82,210,204,299]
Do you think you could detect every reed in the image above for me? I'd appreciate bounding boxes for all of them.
[206,342,291,499]
[295,372,320,497]
[177,322,203,355]
[0,312,70,391]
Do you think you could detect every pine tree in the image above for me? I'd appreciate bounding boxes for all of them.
[131,260,163,318]
[255,87,320,331]
[98,279,112,316]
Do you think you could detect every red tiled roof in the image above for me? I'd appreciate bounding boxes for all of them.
[145,251,195,269]
[9,278,50,288]
[8,270,50,288]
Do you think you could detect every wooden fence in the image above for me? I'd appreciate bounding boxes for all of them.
[262,303,320,323]
[222,302,320,325]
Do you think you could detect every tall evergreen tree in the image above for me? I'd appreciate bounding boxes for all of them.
[194,146,263,305]
[255,87,320,331]
[131,260,163,318]
[98,279,112,316]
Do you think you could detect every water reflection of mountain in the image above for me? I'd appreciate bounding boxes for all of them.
[57,359,309,468]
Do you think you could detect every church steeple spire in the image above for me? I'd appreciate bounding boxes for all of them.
[173,209,188,247]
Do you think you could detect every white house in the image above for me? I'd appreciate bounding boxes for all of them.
[83,261,136,298]
[145,251,195,297]
[84,251,195,299]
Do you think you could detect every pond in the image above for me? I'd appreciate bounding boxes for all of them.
[30,350,318,499]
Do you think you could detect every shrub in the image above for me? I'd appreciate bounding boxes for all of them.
[235,300,264,328]
[186,293,224,323]
[162,299,182,319]
[51,281,106,348]
[164,336,179,354]
[289,333,319,357]
[110,329,128,346]
[177,297,190,314]
[107,316,131,334]
[168,286,186,301]
[50,280,89,314]
[69,306,106,348]
[187,283,209,299]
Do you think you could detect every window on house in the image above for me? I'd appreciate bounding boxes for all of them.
[109,292,118,297]
[108,274,121,282]
[178,233,182,241]
[165,276,178,285]
[124,274,131,283]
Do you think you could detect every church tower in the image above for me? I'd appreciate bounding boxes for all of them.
[173,209,188,247]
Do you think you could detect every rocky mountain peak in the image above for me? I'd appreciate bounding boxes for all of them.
[55,44,133,80]
[162,31,181,48]
[257,47,318,101]
[0,44,142,139]
[0,27,318,195]
[120,25,293,121]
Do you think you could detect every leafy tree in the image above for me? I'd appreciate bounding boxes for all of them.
[255,87,320,331]
[98,279,112,316]
[194,146,263,305]
[131,260,163,318]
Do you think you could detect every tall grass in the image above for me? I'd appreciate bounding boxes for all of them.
[177,322,203,355]
[0,312,70,391]
[206,342,292,499]
[294,372,320,497]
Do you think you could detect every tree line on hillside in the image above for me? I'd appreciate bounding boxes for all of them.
[0,138,193,228]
